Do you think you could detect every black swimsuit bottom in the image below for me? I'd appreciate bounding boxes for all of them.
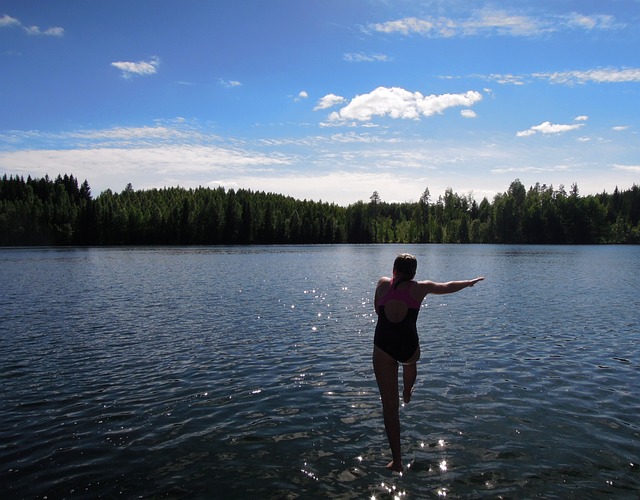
[374,306,420,363]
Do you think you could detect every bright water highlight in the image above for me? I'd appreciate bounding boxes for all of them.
[1,245,639,498]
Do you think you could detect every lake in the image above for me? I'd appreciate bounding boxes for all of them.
[1,244,639,499]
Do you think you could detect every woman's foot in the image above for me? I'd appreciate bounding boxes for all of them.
[403,386,414,404]
[386,460,403,472]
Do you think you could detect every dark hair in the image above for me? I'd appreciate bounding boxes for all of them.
[393,253,417,287]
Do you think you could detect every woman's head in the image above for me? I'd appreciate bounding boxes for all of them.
[393,253,417,280]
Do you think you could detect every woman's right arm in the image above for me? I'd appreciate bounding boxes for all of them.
[374,277,390,314]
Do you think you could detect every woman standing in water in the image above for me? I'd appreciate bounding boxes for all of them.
[373,253,484,472]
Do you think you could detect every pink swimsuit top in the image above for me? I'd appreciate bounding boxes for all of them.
[377,279,421,310]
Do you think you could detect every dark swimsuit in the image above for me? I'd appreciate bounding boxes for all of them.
[374,279,422,363]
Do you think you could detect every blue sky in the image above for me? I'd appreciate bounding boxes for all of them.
[1,0,639,205]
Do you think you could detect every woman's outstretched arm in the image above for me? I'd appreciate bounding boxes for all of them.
[418,276,484,295]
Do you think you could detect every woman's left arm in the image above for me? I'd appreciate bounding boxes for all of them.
[420,277,484,295]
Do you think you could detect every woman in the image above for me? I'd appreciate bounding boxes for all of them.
[373,253,484,472]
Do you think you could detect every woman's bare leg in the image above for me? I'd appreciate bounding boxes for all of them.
[402,347,420,404]
[373,346,403,472]
[402,364,417,404]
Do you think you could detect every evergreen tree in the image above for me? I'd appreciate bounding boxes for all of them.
[1,174,638,246]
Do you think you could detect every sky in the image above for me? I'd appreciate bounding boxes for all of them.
[1,0,639,205]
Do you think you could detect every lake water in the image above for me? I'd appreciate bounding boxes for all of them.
[1,244,639,499]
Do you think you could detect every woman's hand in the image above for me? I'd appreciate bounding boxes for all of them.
[468,277,485,287]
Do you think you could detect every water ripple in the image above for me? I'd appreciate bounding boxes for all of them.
[1,245,639,498]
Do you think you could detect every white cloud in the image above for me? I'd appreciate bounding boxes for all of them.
[314,94,346,111]
[490,164,571,174]
[111,56,160,78]
[66,124,201,145]
[0,144,292,194]
[613,164,640,173]
[0,122,221,151]
[478,67,640,86]
[574,115,589,121]
[490,73,526,85]
[24,25,65,37]
[0,14,64,36]
[219,79,242,88]
[461,109,477,119]
[2,121,635,205]
[464,10,543,37]
[208,170,421,204]
[534,68,640,84]
[0,14,20,28]
[517,121,585,137]
[0,122,495,203]
[294,90,308,102]
[369,10,620,39]
[612,125,629,131]
[343,52,392,63]
[562,13,617,31]
[371,17,437,36]
[326,87,482,123]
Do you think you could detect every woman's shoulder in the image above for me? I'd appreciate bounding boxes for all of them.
[376,276,392,292]
[376,276,390,287]
[410,280,433,300]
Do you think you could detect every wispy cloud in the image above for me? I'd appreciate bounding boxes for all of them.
[0,124,486,202]
[219,78,243,88]
[370,17,438,36]
[487,74,527,85]
[0,123,294,194]
[0,122,210,150]
[478,67,640,86]
[490,164,571,174]
[111,56,160,78]
[24,25,65,37]
[321,86,483,124]
[613,164,640,173]
[343,52,392,63]
[534,68,640,85]
[562,12,617,30]
[369,10,620,38]
[0,14,19,28]
[0,13,64,37]
[1,120,635,204]
[517,121,585,137]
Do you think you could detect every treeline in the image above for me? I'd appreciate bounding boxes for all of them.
[1,174,639,246]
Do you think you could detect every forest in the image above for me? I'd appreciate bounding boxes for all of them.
[1,173,639,246]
